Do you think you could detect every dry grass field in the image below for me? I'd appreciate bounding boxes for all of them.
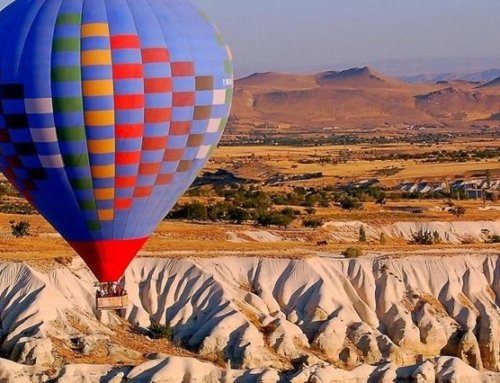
[0,197,497,267]
[0,135,497,266]
[208,141,500,185]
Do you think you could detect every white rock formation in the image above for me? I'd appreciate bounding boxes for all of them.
[0,253,499,382]
[324,220,500,244]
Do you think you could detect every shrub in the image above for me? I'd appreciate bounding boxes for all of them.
[411,229,441,245]
[488,235,500,244]
[359,226,367,242]
[147,322,173,340]
[302,217,323,229]
[167,202,208,221]
[449,206,466,219]
[305,207,316,215]
[214,350,226,366]
[433,231,441,244]
[207,202,227,221]
[256,210,294,229]
[379,232,387,245]
[10,220,30,238]
[339,196,363,210]
[227,206,249,224]
[281,207,299,218]
[342,247,363,258]
[185,202,208,221]
[461,236,475,245]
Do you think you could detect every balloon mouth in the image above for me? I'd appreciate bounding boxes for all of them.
[68,237,148,282]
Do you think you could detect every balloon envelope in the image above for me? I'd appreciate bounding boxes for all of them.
[0,0,233,281]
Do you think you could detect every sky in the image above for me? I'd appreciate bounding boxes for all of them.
[191,0,500,77]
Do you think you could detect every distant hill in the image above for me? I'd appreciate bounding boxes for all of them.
[231,67,500,128]
[315,66,407,89]
[478,75,500,89]
[400,69,500,84]
[236,72,317,90]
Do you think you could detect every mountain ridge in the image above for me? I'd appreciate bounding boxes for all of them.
[231,66,500,128]
[399,68,500,84]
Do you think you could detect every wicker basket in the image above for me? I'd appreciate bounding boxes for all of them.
[96,295,128,310]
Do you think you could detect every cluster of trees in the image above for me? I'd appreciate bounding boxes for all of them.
[221,130,468,148]
[168,201,250,224]
[167,201,305,229]
[422,148,500,163]
[0,182,36,215]
[0,201,36,215]
[410,229,441,245]
[372,148,500,162]
[216,184,385,210]
[168,184,394,227]
[167,184,390,227]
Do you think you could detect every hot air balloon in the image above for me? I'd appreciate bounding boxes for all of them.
[0,0,233,307]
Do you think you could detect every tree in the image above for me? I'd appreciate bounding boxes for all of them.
[339,196,363,210]
[256,211,294,229]
[486,169,492,189]
[147,322,173,340]
[359,226,367,242]
[410,229,440,245]
[305,207,316,215]
[342,247,363,258]
[379,232,386,245]
[186,202,208,221]
[433,230,441,244]
[281,207,298,218]
[207,202,226,221]
[302,217,323,229]
[10,220,30,238]
[271,213,294,229]
[227,206,249,224]
[450,206,466,219]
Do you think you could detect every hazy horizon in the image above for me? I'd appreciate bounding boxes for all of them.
[192,0,500,77]
[0,0,498,77]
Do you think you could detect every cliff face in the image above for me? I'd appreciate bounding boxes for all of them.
[0,254,500,382]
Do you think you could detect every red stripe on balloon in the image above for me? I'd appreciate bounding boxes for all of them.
[141,48,170,63]
[116,176,137,188]
[110,35,141,50]
[145,108,171,123]
[169,121,191,135]
[171,61,194,76]
[114,94,144,109]
[116,151,141,165]
[113,64,143,79]
[68,237,148,282]
[144,78,171,93]
[173,92,195,107]
[156,173,174,185]
[115,198,133,210]
[134,186,153,198]
[138,162,161,175]
[143,136,168,150]
[163,148,184,162]
[0,130,9,142]
[116,123,143,138]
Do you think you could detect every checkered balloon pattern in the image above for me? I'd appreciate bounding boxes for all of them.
[0,0,232,281]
